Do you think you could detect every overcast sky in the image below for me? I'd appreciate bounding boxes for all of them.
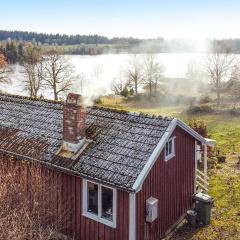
[0,0,239,39]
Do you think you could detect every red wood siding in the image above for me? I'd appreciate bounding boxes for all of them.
[0,154,129,240]
[136,126,195,240]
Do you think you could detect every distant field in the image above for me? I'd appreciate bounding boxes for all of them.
[100,97,240,240]
[41,43,128,55]
[98,95,186,116]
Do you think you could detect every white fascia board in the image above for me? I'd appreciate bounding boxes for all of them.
[132,118,178,192]
[132,118,207,192]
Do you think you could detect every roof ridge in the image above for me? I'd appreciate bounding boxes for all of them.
[0,93,64,105]
[91,105,172,120]
[0,93,172,120]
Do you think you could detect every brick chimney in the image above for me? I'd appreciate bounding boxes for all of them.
[62,93,86,153]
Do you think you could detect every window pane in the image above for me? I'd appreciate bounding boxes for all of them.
[87,182,98,215]
[101,186,113,221]
[166,142,169,156]
[169,139,172,154]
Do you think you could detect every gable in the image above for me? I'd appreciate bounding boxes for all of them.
[132,118,206,192]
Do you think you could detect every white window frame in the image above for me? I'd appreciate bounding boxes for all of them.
[165,136,176,161]
[82,179,117,228]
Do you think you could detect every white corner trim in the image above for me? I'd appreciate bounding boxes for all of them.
[132,118,206,192]
[129,193,136,240]
[82,179,117,228]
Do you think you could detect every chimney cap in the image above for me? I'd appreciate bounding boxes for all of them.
[66,93,83,106]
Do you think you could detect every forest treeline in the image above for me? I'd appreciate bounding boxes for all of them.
[0,30,142,45]
[2,30,240,59]
[0,39,109,64]
[0,30,240,63]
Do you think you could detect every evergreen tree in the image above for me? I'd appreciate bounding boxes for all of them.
[17,43,24,63]
[5,40,18,64]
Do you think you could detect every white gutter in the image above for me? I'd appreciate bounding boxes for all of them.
[205,138,216,147]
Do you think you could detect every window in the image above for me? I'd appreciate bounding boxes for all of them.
[165,137,175,161]
[83,180,117,228]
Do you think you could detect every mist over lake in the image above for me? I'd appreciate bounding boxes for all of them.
[3,53,204,99]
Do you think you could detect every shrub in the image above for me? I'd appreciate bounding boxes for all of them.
[94,97,103,104]
[188,119,216,160]
[175,95,196,105]
[198,96,212,104]
[129,88,134,96]
[186,105,215,114]
[188,119,209,137]
[120,87,129,97]
[226,108,240,116]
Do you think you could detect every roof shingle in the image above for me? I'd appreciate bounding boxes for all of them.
[0,94,173,191]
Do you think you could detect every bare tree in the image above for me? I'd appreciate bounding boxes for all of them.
[143,54,164,96]
[43,50,76,101]
[0,53,11,84]
[227,64,240,109]
[21,43,44,98]
[205,51,235,106]
[125,55,143,95]
[111,69,128,95]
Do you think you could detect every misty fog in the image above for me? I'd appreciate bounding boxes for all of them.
[1,53,210,101]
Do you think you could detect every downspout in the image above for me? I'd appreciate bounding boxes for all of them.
[203,144,208,192]
[194,140,197,194]
[129,193,136,240]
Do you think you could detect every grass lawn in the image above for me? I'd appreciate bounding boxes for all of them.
[100,99,240,240]
[171,154,240,240]
[171,114,240,240]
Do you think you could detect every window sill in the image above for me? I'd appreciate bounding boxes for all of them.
[82,212,116,228]
[165,153,175,161]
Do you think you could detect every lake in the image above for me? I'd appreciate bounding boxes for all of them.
[2,53,205,100]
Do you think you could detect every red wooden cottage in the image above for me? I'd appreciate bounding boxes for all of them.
[0,93,211,240]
